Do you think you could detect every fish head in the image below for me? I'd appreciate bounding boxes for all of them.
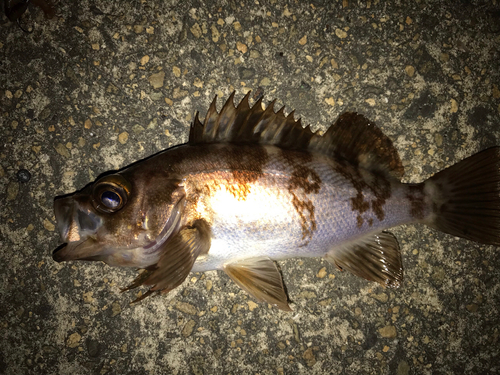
[53,171,184,267]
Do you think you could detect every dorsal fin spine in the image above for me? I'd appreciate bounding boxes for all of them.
[202,96,219,142]
[230,92,252,140]
[215,92,238,142]
[189,112,202,144]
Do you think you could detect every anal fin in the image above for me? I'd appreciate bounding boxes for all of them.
[325,232,403,288]
[223,257,291,311]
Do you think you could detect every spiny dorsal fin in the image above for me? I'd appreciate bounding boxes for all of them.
[190,91,315,150]
[190,92,404,178]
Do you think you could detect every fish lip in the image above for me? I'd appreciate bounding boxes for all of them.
[51,237,107,263]
[54,197,74,242]
[54,195,102,243]
[53,195,104,262]
[52,243,67,262]
[52,243,97,263]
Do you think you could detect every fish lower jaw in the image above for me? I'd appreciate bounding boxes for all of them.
[52,243,69,263]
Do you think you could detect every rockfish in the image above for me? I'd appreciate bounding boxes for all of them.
[53,92,500,310]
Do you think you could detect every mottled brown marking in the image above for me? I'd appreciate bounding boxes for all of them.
[227,171,261,200]
[288,166,321,194]
[183,182,211,225]
[225,146,269,200]
[286,148,314,164]
[407,184,426,219]
[318,112,404,226]
[281,149,321,242]
[165,144,270,202]
[334,160,392,226]
[351,191,370,214]
[370,172,392,221]
[372,204,384,221]
[291,194,317,241]
[356,215,364,228]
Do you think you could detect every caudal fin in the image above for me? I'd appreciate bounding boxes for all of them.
[425,147,500,245]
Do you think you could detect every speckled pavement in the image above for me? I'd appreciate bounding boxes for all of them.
[1,1,500,374]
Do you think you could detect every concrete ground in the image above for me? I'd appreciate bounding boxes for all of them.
[1,0,500,374]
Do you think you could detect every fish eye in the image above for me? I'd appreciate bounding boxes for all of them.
[101,190,121,209]
[92,174,131,213]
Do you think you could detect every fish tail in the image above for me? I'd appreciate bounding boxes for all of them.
[424,147,500,245]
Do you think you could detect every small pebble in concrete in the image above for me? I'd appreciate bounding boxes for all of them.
[17,169,31,183]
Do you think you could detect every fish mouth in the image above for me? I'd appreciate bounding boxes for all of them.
[52,243,67,262]
[53,196,103,262]
[52,240,105,263]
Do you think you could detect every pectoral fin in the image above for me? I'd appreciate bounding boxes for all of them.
[325,232,403,288]
[124,219,211,302]
[223,257,291,311]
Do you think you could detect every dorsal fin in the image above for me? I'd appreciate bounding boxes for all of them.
[309,112,404,178]
[190,91,315,150]
[189,92,404,178]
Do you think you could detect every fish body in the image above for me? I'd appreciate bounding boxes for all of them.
[53,92,500,310]
[164,144,417,271]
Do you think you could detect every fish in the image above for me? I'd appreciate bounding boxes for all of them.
[52,92,500,311]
